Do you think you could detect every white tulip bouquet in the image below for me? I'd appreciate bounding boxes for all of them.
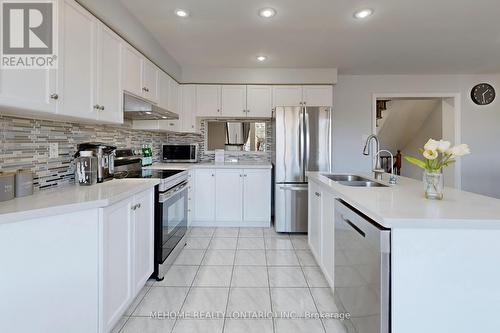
[405,139,471,172]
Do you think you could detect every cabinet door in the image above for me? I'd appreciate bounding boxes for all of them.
[320,192,335,286]
[122,44,142,97]
[101,197,133,333]
[58,0,97,120]
[308,181,322,259]
[180,85,197,132]
[196,85,221,117]
[272,86,302,107]
[215,169,243,222]
[221,85,247,117]
[141,60,158,103]
[243,169,271,223]
[193,169,216,222]
[158,71,170,110]
[303,85,333,107]
[132,189,154,294]
[246,85,272,117]
[0,68,57,114]
[168,77,179,113]
[96,24,123,124]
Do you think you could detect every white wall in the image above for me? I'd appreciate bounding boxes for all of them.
[333,74,500,198]
[401,105,443,180]
[77,0,182,80]
[182,67,337,84]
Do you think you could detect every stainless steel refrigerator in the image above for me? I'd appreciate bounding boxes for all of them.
[273,106,332,232]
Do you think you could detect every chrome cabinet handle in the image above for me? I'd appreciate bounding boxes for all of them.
[94,104,100,110]
[131,204,136,211]
[142,87,149,92]
[100,105,105,111]
[211,174,215,177]
[50,93,59,100]
[315,192,321,197]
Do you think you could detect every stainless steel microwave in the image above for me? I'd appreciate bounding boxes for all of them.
[162,144,198,163]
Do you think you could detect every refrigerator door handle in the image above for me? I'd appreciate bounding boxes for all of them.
[304,106,310,178]
[299,107,305,182]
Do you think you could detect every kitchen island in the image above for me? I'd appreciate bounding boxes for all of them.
[0,179,159,333]
[307,172,500,333]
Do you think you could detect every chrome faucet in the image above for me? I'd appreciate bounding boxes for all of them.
[375,150,398,184]
[363,134,384,180]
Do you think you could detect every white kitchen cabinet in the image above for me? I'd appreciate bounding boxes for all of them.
[96,24,123,124]
[303,85,333,106]
[193,169,216,222]
[168,77,179,113]
[180,84,197,133]
[273,85,333,107]
[101,197,133,333]
[221,85,247,117]
[122,45,142,98]
[320,191,335,286]
[191,167,271,227]
[58,0,97,120]
[272,86,303,107]
[100,188,154,333]
[158,71,170,110]
[308,181,322,259]
[215,169,243,222]
[0,68,58,115]
[196,85,221,117]
[246,85,273,117]
[131,189,154,295]
[243,169,271,223]
[141,60,158,103]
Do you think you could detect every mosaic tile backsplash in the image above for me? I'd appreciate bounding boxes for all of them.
[0,115,272,190]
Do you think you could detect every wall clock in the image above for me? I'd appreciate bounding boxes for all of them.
[471,83,495,105]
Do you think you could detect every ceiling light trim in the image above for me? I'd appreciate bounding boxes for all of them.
[258,8,277,18]
[353,8,374,19]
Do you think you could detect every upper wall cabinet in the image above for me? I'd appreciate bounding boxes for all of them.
[168,77,179,114]
[96,24,123,124]
[221,85,247,117]
[179,85,197,133]
[302,85,333,106]
[273,85,333,107]
[158,71,170,110]
[58,0,98,121]
[196,85,221,117]
[141,59,158,103]
[122,45,143,98]
[246,85,273,117]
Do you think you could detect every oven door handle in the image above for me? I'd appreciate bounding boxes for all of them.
[158,181,188,203]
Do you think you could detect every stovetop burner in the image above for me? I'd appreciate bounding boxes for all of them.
[120,169,184,179]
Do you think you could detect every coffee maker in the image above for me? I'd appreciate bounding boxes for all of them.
[75,143,116,183]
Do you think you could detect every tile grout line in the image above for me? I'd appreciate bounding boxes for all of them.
[221,227,240,332]
[168,227,214,333]
[264,229,277,333]
[295,246,328,333]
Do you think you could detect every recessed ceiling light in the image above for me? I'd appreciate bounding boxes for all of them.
[257,56,267,62]
[258,8,277,18]
[353,8,373,19]
[145,111,152,114]
[161,116,167,119]
[175,9,189,17]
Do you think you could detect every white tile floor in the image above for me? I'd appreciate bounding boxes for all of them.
[113,227,349,333]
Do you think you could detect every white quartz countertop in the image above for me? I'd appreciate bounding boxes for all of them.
[308,172,500,229]
[0,179,160,225]
[145,162,273,170]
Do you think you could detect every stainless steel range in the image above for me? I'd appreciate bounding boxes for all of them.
[115,150,188,281]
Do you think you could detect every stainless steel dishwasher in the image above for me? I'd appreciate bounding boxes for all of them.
[334,199,391,333]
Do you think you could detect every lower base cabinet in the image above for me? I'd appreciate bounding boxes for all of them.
[308,179,335,287]
[191,168,271,227]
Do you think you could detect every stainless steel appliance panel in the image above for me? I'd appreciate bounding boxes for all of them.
[162,144,198,163]
[334,200,391,333]
[274,183,308,232]
[274,106,304,183]
[304,107,332,180]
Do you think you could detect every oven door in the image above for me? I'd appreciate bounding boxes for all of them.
[158,181,188,263]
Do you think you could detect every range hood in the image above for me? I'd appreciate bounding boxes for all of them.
[123,93,179,120]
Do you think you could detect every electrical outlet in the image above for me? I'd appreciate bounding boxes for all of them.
[49,143,58,158]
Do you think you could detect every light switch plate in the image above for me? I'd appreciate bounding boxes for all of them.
[49,143,58,158]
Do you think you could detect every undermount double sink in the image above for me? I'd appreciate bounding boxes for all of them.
[322,174,389,187]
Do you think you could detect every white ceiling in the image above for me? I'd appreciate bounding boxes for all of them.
[119,0,500,74]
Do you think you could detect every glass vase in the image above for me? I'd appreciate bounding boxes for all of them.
[423,170,444,200]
